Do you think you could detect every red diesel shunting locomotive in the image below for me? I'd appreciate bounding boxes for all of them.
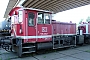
[78,22,90,43]
[1,7,86,57]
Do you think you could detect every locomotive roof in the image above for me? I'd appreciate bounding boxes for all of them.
[22,7,53,13]
[9,7,53,16]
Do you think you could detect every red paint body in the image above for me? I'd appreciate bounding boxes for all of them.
[52,20,76,35]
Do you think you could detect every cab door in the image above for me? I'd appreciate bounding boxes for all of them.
[25,10,37,43]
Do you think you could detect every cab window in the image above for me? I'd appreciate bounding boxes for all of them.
[38,12,44,24]
[44,13,50,24]
[38,12,51,24]
[28,12,35,26]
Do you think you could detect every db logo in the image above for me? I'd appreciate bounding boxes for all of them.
[42,27,47,32]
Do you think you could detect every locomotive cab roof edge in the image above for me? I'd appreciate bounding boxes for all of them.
[9,7,53,16]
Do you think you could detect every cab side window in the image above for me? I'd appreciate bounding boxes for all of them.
[38,12,44,24]
[44,13,50,24]
[28,12,35,26]
[38,12,51,24]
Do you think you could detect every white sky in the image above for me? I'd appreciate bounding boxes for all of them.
[53,4,90,24]
[0,0,9,22]
[0,0,90,24]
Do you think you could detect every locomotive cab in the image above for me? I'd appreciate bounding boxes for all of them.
[9,7,53,56]
[10,7,52,43]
